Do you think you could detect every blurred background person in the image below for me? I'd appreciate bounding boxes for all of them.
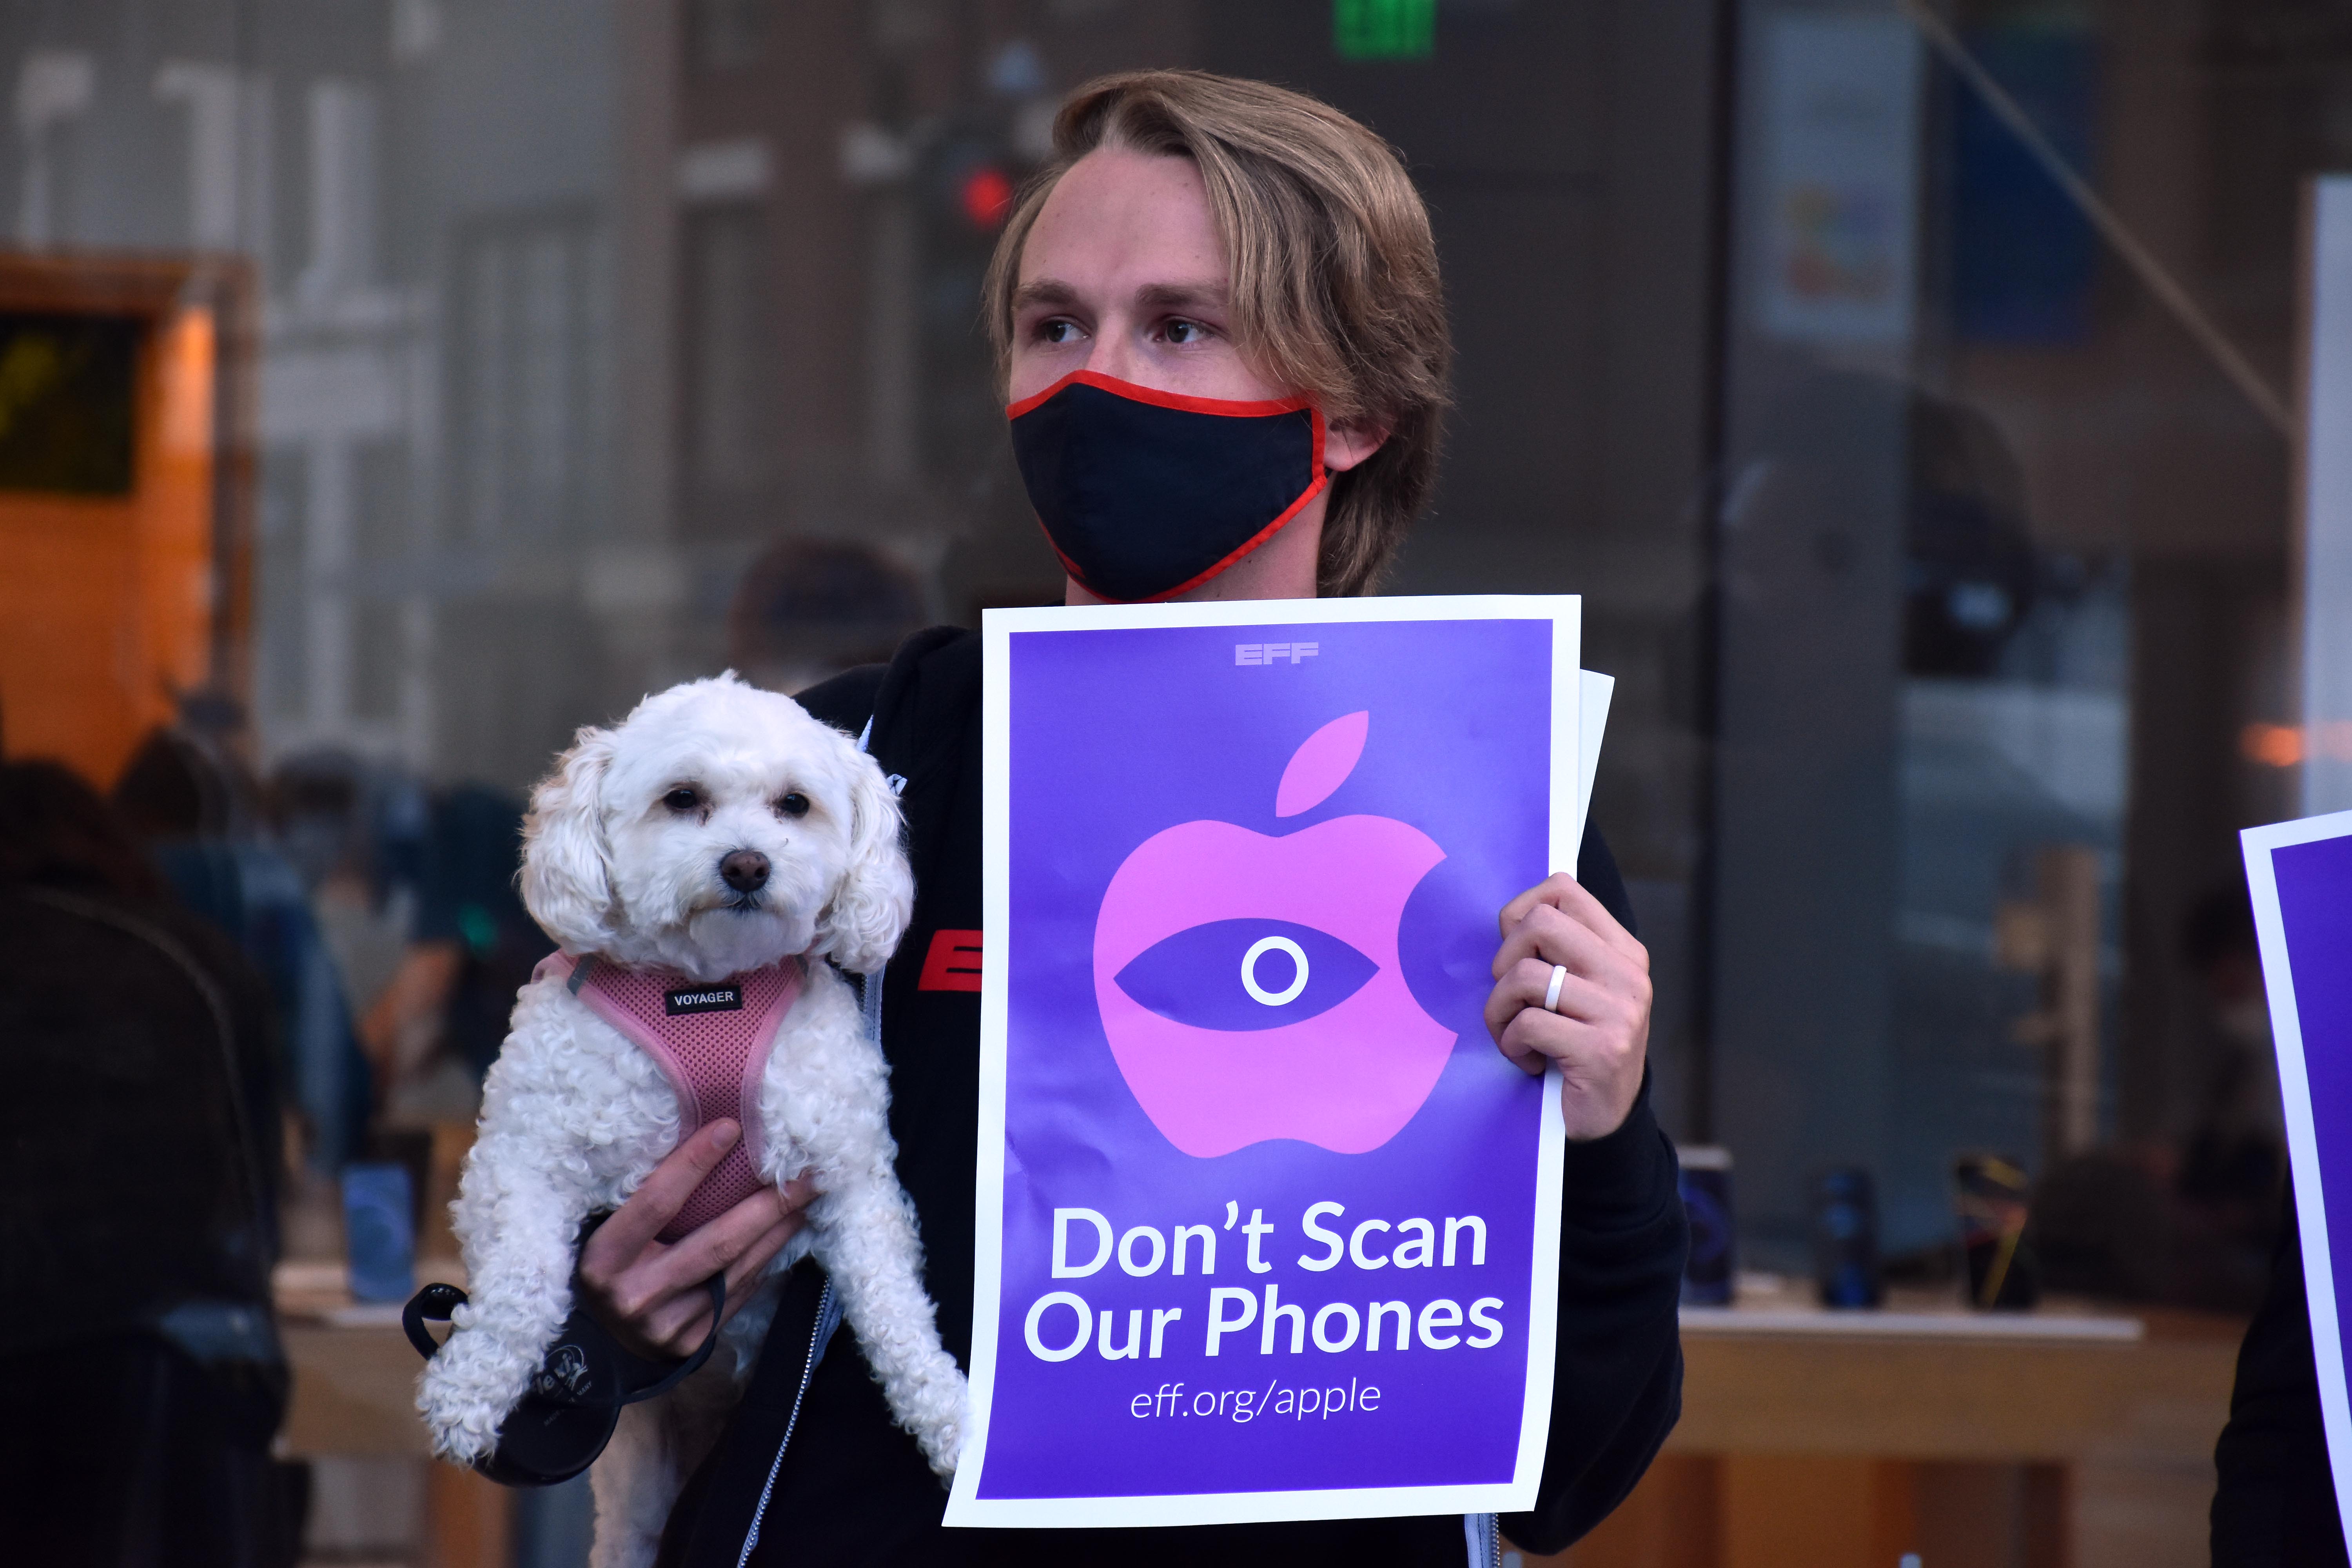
[0,760,299,1566]
[111,699,371,1175]
[269,750,423,1039]
[727,537,930,697]
[361,783,548,1125]
[2173,886,2288,1307]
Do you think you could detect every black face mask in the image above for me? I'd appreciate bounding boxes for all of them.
[1007,370,1328,603]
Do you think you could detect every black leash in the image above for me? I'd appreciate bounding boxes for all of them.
[403,1261,728,1487]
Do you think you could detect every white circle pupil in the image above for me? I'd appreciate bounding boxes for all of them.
[1241,936,1310,1006]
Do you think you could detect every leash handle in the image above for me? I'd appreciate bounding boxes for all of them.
[401,1275,728,1399]
[404,1281,467,1359]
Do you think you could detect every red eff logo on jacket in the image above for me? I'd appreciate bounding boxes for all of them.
[918,930,983,993]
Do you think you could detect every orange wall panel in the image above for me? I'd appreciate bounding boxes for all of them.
[0,305,214,788]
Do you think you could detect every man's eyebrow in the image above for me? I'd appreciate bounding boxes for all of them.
[1012,278,1079,311]
[1135,281,1229,310]
[1012,278,1231,313]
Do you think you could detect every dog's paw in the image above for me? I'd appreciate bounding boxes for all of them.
[915,1388,968,1479]
[918,1423,960,1481]
[416,1329,517,1465]
[430,1419,498,1466]
[418,1385,501,1465]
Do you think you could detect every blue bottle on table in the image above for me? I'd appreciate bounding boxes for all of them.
[343,1161,417,1303]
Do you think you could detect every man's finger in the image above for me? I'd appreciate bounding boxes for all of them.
[1485,958,1613,1042]
[1492,900,1635,984]
[777,1176,819,1216]
[633,1212,802,1351]
[1494,1005,1574,1075]
[1498,871,1578,933]
[1491,901,1611,982]
[637,1183,792,1296]
[718,1216,806,1325]
[1497,1005,1610,1076]
[644,1294,717,1357]
[588,1120,743,1264]
[1497,873,1647,967]
[652,1216,801,1348]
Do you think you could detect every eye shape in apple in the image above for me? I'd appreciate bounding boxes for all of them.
[1093,710,1458,1157]
[1112,918,1379,1033]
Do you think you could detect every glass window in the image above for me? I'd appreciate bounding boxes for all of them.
[0,2,2326,1551]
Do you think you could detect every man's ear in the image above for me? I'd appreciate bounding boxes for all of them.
[816,746,914,976]
[1325,416,1390,473]
[521,726,619,953]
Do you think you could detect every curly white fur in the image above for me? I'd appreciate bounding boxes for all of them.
[414,674,964,1568]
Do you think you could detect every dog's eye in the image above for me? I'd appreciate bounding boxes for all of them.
[663,788,701,813]
[776,792,809,818]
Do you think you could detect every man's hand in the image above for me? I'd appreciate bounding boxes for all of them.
[1485,873,1652,1142]
[577,1120,815,1360]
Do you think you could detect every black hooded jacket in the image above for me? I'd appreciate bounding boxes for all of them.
[2211,1182,2350,1566]
[660,627,1687,1566]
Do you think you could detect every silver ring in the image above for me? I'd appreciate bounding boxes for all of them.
[1542,964,1569,1013]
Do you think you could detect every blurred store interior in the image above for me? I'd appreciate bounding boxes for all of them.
[0,0,2343,1563]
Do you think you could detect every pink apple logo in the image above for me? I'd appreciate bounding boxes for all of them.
[1093,711,1455,1156]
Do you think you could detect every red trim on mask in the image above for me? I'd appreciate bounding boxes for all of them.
[1012,366,1332,604]
[1004,367,1318,423]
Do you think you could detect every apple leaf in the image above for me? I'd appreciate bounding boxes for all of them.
[1275,710,1369,818]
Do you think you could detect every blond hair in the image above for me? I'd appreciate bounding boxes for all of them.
[984,71,1451,597]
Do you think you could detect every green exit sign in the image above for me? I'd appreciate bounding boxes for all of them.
[1334,0,1434,60]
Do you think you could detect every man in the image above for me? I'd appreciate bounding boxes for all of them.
[576,71,1685,1564]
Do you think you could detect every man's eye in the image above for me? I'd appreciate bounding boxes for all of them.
[1164,319,1208,345]
[663,788,700,812]
[1039,319,1079,345]
[1114,920,1377,1032]
[776,792,809,818]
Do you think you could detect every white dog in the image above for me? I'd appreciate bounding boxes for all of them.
[416,673,964,1568]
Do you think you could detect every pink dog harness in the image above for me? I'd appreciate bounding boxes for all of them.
[534,952,806,1241]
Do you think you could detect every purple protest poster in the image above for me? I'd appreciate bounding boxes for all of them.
[2245,809,2352,1552]
[947,597,1584,1528]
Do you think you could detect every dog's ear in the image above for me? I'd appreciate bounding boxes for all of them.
[521,725,619,953]
[816,746,914,975]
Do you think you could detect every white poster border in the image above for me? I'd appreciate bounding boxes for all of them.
[2242,809,2352,1555]
[951,594,1583,1529]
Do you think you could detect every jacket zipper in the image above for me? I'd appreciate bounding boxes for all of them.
[736,1278,835,1568]
[1465,1512,1501,1568]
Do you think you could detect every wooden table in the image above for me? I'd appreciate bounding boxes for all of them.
[1548,1284,2245,1568]
[280,1269,2241,1568]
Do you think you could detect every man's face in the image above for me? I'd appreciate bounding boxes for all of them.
[1008,148,1379,604]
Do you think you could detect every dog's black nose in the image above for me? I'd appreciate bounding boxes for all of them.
[719,849,771,893]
